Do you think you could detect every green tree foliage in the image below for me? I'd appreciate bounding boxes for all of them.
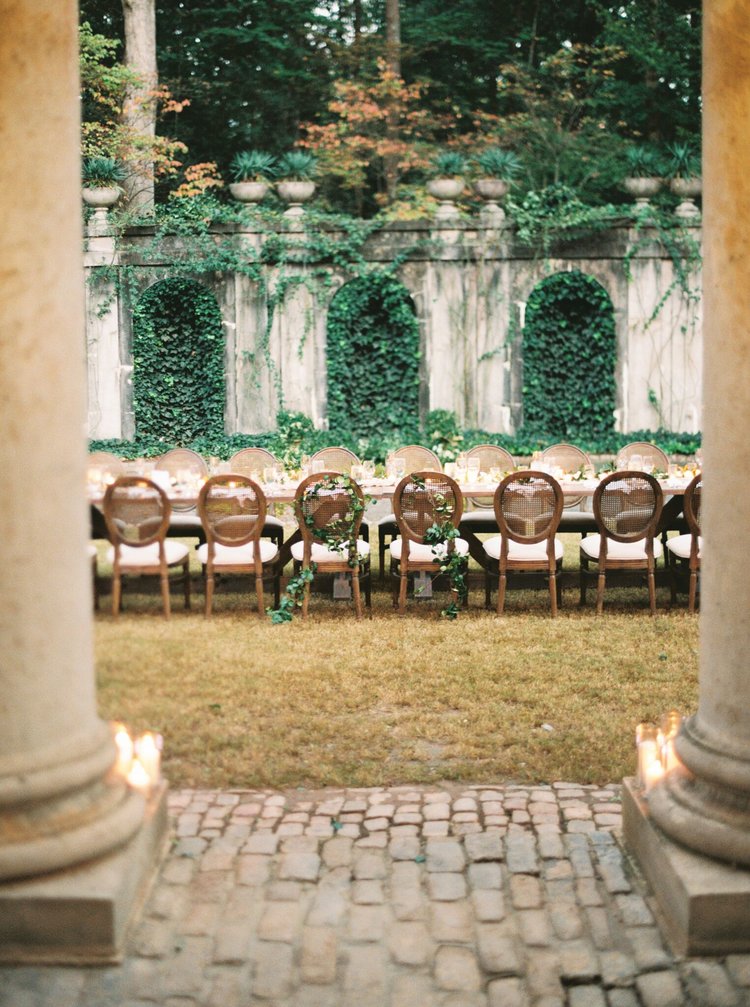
[326,272,420,443]
[132,278,225,442]
[522,271,616,438]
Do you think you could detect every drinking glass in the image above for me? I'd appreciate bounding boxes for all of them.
[362,459,375,480]
[392,457,406,480]
[627,454,643,472]
[467,458,480,483]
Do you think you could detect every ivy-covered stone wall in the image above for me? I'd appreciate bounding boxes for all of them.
[83,218,702,441]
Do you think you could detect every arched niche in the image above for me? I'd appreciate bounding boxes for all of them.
[522,270,616,439]
[132,277,226,443]
[326,271,421,444]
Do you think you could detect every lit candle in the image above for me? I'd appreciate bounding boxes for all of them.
[636,723,659,790]
[642,756,665,794]
[662,736,680,773]
[127,758,151,793]
[135,732,162,785]
[112,722,134,776]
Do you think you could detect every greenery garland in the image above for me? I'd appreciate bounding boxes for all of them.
[412,476,468,620]
[267,473,366,623]
[522,270,616,439]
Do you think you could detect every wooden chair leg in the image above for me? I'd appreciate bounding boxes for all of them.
[497,570,507,615]
[648,567,657,615]
[549,572,558,617]
[596,571,606,615]
[161,568,171,620]
[302,570,311,619]
[364,565,372,608]
[379,532,387,583]
[688,568,698,614]
[183,559,191,610]
[205,570,214,617]
[255,572,265,614]
[352,566,363,619]
[398,568,408,615]
[112,570,121,619]
[579,557,588,606]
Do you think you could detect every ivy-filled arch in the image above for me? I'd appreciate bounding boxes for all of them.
[132,277,225,443]
[326,271,420,441]
[522,270,616,438]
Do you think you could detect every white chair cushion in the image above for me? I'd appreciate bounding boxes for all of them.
[459,511,499,525]
[197,540,278,566]
[87,543,98,559]
[666,534,702,560]
[483,536,563,562]
[107,539,189,567]
[377,511,397,527]
[290,539,370,564]
[580,534,663,561]
[389,537,469,561]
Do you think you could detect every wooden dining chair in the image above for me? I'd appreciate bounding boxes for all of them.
[390,471,468,614]
[666,473,701,612]
[617,441,670,473]
[103,476,191,619]
[482,471,564,615]
[541,442,596,535]
[228,447,285,547]
[460,444,516,535]
[309,446,360,474]
[292,472,370,618]
[580,471,664,614]
[377,445,442,580]
[197,475,280,616]
[155,447,210,544]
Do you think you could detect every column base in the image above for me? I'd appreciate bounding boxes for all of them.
[0,782,168,964]
[622,776,750,955]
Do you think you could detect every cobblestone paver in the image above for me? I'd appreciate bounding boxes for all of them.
[1,783,748,1006]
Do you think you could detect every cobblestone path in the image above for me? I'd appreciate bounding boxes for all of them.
[2,783,749,1006]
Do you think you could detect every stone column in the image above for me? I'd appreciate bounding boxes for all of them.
[0,0,150,938]
[623,0,750,955]
[646,0,750,865]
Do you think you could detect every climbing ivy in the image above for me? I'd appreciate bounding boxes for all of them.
[326,271,421,443]
[522,271,616,439]
[132,277,225,443]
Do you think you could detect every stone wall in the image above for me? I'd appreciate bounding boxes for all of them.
[84,218,702,440]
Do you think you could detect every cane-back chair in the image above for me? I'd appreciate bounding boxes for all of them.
[666,473,702,613]
[103,476,191,619]
[616,441,670,473]
[390,471,468,614]
[228,448,285,547]
[482,472,564,615]
[197,475,279,615]
[309,446,360,474]
[541,442,596,534]
[460,444,517,534]
[378,445,442,579]
[155,447,209,543]
[88,450,125,480]
[291,472,370,618]
[580,471,664,614]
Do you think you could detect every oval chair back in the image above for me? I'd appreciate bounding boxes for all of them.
[616,441,670,473]
[494,471,563,549]
[392,444,442,473]
[541,442,591,510]
[393,471,463,547]
[228,447,279,479]
[466,444,515,509]
[309,446,360,474]
[156,448,209,512]
[104,476,170,548]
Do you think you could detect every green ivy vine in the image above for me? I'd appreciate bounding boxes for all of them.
[132,277,225,443]
[412,476,468,620]
[327,271,421,443]
[522,270,616,439]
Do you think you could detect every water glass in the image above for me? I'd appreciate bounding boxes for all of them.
[627,454,643,472]
[362,459,375,479]
[467,458,480,483]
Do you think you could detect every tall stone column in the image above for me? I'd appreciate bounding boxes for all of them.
[624,0,750,954]
[0,1,163,961]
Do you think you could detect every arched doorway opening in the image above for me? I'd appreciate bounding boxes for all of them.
[326,272,420,444]
[132,278,225,443]
[522,270,616,438]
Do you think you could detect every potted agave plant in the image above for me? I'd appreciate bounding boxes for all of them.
[276,150,318,216]
[666,141,701,218]
[82,156,126,209]
[473,147,522,222]
[427,151,467,220]
[621,145,663,208]
[228,150,277,203]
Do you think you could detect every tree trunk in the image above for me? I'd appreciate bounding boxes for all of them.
[122,0,157,214]
[384,0,401,202]
[385,0,401,75]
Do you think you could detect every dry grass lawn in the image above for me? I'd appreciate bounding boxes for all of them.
[94,534,699,791]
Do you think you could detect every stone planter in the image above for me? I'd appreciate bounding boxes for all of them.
[474,178,510,224]
[229,181,270,204]
[82,186,120,235]
[427,178,464,221]
[622,176,662,209]
[670,176,702,219]
[276,180,316,217]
